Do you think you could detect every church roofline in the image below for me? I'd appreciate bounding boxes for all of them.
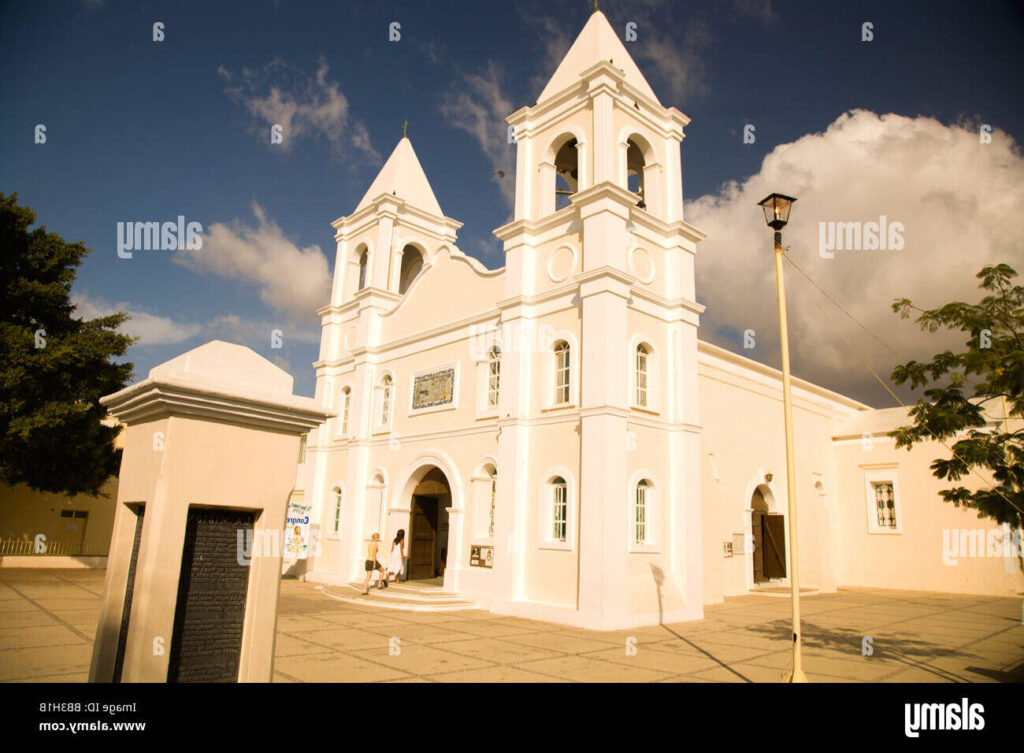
[508,66,690,138]
[697,339,872,413]
[332,194,462,240]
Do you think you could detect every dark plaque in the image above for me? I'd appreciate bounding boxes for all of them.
[112,505,144,683]
[167,508,254,683]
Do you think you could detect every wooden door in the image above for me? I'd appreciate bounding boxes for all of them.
[763,513,787,579]
[409,496,437,580]
[751,511,766,583]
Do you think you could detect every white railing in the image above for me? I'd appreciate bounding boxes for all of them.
[0,539,106,556]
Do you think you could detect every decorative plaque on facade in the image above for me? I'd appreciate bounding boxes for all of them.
[412,367,455,410]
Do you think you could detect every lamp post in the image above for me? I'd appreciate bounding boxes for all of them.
[757,192,806,683]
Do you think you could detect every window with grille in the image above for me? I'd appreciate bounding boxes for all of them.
[554,342,570,404]
[340,388,350,435]
[635,344,650,407]
[487,347,501,407]
[489,470,497,538]
[873,482,897,529]
[380,376,392,426]
[552,477,567,542]
[332,488,343,536]
[634,480,650,544]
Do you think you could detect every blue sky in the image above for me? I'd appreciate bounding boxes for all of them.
[1,0,1021,403]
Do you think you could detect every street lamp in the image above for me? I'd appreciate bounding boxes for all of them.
[757,192,806,683]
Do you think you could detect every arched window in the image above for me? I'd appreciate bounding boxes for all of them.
[635,343,650,407]
[554,341,570,404]
[331,487,343,536]
[488,467,497,538]
[358,249,369,290]
[634,479,651,545]
[626,138,647,209]
[398,246,424,294]
[340,387,351,434]
[551,476,567,542]
[554,138,579,211]
[487,346,501,408]
[380,375,393,426]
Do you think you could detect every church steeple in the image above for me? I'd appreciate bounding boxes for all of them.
[355,136,445,217]
[537,10,660,105]
[330,135,461,308]
[504,9,689,227]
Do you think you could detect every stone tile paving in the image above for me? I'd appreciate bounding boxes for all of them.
[1,569,1021,683]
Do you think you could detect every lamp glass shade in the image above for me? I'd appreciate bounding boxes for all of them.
[758,193,797,230]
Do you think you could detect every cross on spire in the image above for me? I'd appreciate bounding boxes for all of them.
[592,0,599,12]
[402,119,409,138]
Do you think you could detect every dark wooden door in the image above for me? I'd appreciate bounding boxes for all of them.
[751,511,766,583]
[167,508,253,682]
[763,513,787,579]
[409,496,437,580]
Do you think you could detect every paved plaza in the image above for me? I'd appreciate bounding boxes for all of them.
[0,568,1021,683]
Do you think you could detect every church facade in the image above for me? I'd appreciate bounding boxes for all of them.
[296,11,1022,630]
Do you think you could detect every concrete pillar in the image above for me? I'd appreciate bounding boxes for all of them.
[90,341,329,683]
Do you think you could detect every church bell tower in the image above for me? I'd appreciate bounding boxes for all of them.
[494,8,706,628]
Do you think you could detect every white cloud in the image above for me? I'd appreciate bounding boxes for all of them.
[632,11,712,104]
[439,61,518,208]
[175,202,330,324]
[688,110,1024,403]
[71,294,202,346]
[206,314,320,346]
[219,57,379,163]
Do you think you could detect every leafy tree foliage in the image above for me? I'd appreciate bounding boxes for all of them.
[0,192,134,495]
[890,264,1023,529]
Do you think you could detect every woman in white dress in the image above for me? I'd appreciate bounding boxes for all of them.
[385,529,405,585]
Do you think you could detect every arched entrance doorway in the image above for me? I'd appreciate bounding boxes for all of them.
[751,486,786,584]
[407,468,451,581]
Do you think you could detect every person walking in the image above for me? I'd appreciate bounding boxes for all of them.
[385,529,405,585]
[361,533,386,594]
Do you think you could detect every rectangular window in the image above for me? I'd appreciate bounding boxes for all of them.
[487,359,500,408]
[552,483,567,542]
[863,467,901,534]
[332,491,342,536]
[873,482,896,529]
[488,476,496,538]
[381,386,391,425]
[635,486,648,544]
[636,351,648,407]
[555,346,570,404]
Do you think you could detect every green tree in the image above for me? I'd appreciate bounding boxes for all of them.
[0,192,135,496]
[890,263,1023,530]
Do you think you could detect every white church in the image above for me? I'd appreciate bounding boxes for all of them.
[289,10,1022,629]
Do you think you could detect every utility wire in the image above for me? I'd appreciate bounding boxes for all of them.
[782,251,900,357]
[781,251,1023,517]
